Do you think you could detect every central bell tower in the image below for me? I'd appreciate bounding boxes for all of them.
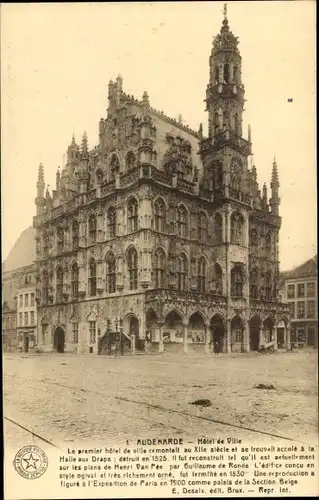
[206,4,244,138]
[200,4,252,206]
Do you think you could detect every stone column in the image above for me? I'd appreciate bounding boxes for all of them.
[183,322,188,354]
[131,334,136,355]
[158,323,164,353]
[286,324,291,351]
[259,327,264,348]
[226,318,232,354]
[222,211,227,243]
[226,206,231,243]
[273,325,278,350]
[243,322,250,353]
[204,324,210,354]
[230,63,234,83]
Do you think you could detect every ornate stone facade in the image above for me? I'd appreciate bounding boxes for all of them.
[33,11,290,354]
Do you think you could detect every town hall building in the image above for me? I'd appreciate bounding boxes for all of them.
[33,9,290,354]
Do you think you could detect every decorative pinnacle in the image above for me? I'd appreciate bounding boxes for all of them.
[248,124,251,143]
[37,163,44,185]
[71,131,76,146]
[142,91,150,107]
[198,123,203,138]
[271,156,279,187]
[81,131,88,154]
[223,3,227,20]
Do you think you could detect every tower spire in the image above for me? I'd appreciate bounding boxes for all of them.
[37,163,45,197]
[223,3,227,20]
[35,163,45,215]
[81,131,88,157]
[270,157,280,215]
[206,3,242,138]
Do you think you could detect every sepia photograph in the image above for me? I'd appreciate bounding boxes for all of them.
[2,1,317,498]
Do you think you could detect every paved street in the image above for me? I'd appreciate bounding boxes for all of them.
[4,349,318,448]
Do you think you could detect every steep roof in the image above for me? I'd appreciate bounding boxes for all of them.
[281,255,317,280]
[2,227,36,273]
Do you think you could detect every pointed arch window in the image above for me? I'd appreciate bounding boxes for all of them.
[71,263,79,299]
[223,110,230,130]
[177,205,188,238]
[127,247,138,290]
[56,267,64,303]
[251,228,258,247]
[107,206,116,238]
[198,212,208,243]
[211,263,223,295]
[106,252,116,293]
[215,213,223,243]
[154,248,165,288]
[72,220,79,250]
[154,198,165,232]
[231,212,244,245]
[231,266,244,297]
[250,268,259,299]
[110,155,120,176]
[42,270,49,305]
[215,65,220,84]
[88,214,97,244]
[96,169,103,185]
[177,254,188,291]
[224,63,230,83]
[126,152,136,171]
[213,112,220,135]
[127,198,138,232]
[197,257,206,293]
[57,227,64,254]
[214,162,223,189]
[88,258,96,296]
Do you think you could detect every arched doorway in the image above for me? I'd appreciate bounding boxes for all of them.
[249,316,261,351]
[128,315,142,351]
[23,334,29,353]
[263,317,274,344]
[210,314,225,353]
[189,312,206,343]
[146,309,158,342]
[277,320,285,347]
[54,327,65,353]
[164,311,183,343]
[231,316,245,352]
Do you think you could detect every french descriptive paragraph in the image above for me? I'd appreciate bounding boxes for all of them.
[58,437,318,496]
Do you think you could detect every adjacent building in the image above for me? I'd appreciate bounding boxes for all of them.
[17,277,37,351]
[280,256,317,347]
[2,227,37,351]
[33,9,290,355]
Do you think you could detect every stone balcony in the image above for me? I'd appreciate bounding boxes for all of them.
[145,288,227,309]
[250,298,290,317]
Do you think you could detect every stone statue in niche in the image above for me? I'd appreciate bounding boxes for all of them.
[230,157,243,191]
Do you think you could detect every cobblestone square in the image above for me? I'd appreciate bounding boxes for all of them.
[4,349,318,449]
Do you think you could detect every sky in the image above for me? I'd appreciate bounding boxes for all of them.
[1,1,316,271]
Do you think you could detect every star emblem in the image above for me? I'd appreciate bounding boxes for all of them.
[23,453,40,470]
